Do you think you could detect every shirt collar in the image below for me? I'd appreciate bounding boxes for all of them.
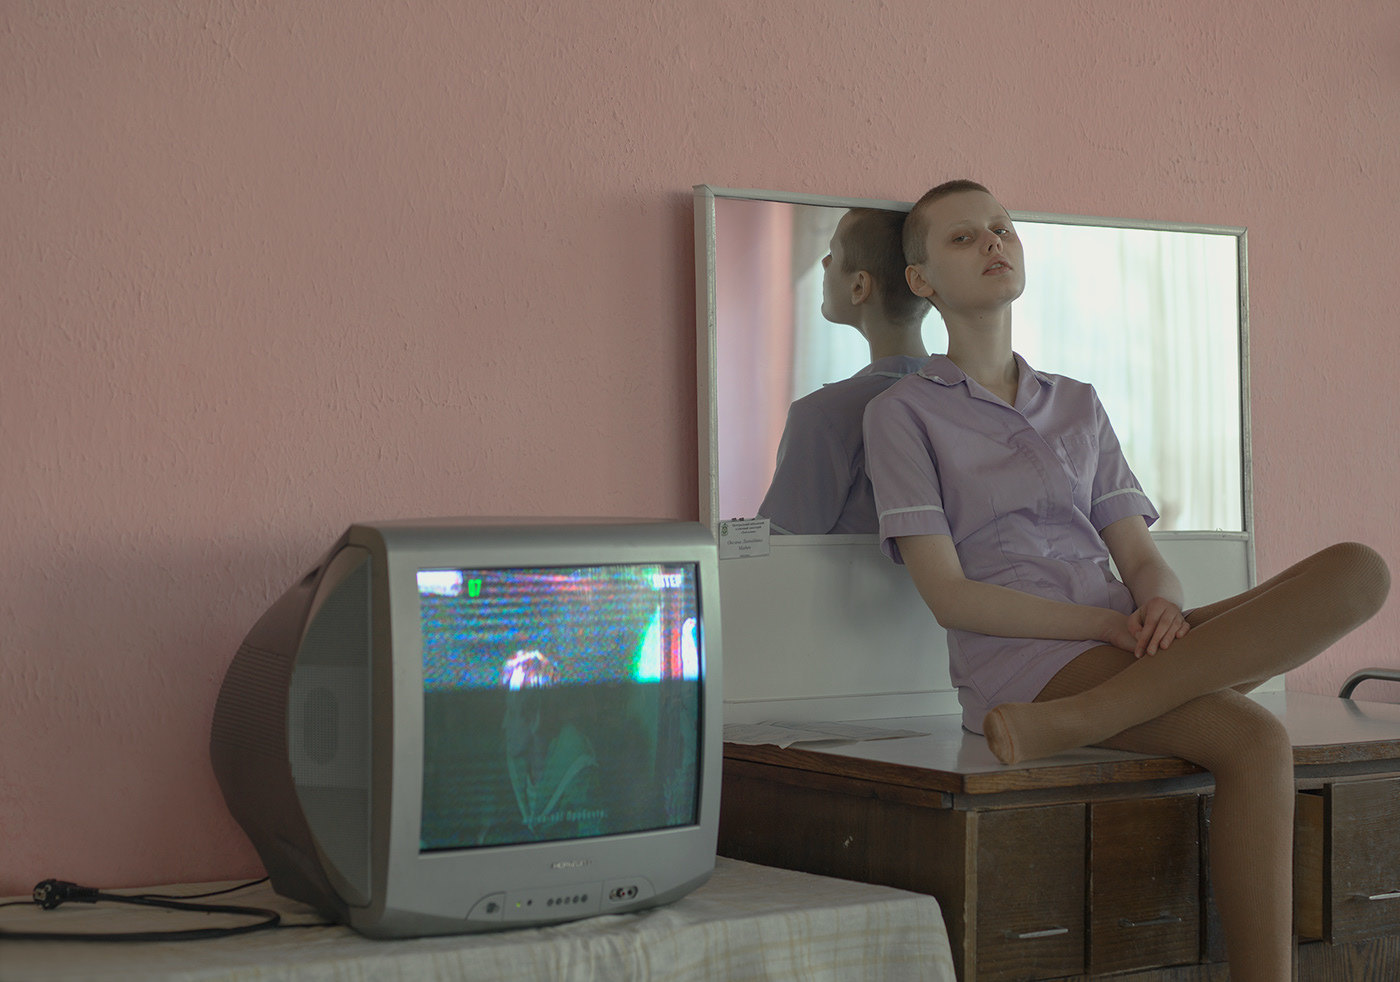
[917,352,1055,389]
[855,354,931,380]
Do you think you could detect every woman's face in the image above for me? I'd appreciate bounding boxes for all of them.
[907,190,1025,315]
[819,212,861,326]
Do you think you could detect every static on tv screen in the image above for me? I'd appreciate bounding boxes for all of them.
[417,563,702,852]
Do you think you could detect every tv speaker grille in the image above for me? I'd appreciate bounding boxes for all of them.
[211,643,287,760]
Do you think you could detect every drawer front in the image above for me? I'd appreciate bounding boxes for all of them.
[1088,796,1201,975]
[975,804,1085,981]
[1293,790,1325,940]
[1326,777,1400,943]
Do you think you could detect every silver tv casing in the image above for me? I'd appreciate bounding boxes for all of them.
[210,517,722,938]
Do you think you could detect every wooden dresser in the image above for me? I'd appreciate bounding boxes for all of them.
[718,691,1400,981]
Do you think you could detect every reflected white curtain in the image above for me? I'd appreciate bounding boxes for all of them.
[1015,224,1242,532]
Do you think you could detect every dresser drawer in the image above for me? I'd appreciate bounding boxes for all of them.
[1087,796,1201,974]
[1295,777,1400,943]
[974,803,1086,981]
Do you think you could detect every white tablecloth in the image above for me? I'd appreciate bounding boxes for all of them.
[0,858,954,981]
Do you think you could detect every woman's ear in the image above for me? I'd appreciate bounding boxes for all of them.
[850,270,873,306]
[906,263,936,301]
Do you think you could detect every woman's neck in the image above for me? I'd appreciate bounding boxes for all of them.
[864,320,929,363]
[944,311,1017,403]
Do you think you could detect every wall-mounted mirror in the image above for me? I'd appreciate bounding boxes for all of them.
[698,187,1251,539]
[694,186,1257,722]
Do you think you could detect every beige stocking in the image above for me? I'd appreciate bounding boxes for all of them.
[983,542,1389,766]
[1038,656,1296,982]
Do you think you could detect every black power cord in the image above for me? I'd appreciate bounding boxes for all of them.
[0,877,304,942]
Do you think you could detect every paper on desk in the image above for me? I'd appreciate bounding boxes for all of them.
[724,720,927,749]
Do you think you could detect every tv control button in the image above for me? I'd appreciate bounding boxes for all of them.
[602,876,655,906]
[467,892,506,922]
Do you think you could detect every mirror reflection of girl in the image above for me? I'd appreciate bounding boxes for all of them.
[863,180,1389,982]
[757,208,930,534]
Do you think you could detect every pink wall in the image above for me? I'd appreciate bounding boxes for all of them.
[3,1,1397,893]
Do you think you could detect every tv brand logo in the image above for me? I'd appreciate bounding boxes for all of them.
[550,859,592,870]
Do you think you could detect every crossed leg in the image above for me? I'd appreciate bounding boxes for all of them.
[983,542,1391,982]
[1036,655,1296,982]
[983,542,1390,766]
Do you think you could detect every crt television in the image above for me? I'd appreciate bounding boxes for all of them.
[210,517,722,937]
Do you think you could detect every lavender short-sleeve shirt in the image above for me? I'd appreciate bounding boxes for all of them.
[758,355,926,534]
[863,353,1159,731]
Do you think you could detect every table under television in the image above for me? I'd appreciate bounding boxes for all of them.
[0,857,954,982]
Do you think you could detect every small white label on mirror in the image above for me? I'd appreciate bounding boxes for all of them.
[718,518,770,560]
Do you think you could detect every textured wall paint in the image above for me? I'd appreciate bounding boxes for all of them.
[2,0,1398,893]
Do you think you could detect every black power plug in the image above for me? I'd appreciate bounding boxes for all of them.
[32,879,101,910]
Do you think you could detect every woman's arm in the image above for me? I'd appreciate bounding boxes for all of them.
[1099,514,1189,656]
[897,533,1139,651]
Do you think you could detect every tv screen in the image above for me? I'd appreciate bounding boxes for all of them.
[210,519,721,938]
[417,563,702,851]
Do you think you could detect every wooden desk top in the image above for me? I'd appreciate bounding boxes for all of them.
[723,691,1400,796]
